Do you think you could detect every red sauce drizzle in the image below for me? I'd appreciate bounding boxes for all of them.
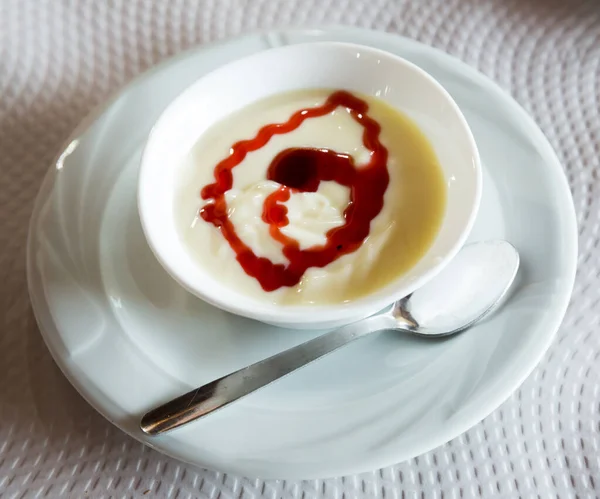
[200,90,389,292]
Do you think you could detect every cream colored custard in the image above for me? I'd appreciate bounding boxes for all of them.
[176,89,446,304]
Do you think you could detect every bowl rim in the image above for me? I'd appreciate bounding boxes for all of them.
[137,40,483,326]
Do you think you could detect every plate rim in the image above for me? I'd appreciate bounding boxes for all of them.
[26,26,579,478]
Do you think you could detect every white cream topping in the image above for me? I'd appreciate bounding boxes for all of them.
[225,180,349,262]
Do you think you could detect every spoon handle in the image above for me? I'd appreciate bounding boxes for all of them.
[140,314,395,435]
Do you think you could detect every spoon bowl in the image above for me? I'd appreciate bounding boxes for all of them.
[141,240,519,436]
[394,240,520,336]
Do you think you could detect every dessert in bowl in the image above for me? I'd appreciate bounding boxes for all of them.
[138,42,481,329]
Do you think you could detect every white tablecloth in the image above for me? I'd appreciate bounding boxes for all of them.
[1,1,599,497]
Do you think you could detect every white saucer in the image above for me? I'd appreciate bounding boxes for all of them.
[27,27,577,479]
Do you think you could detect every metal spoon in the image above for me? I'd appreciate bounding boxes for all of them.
[141,240,519,436]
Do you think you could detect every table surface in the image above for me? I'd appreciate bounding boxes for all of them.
[1,1,599,497]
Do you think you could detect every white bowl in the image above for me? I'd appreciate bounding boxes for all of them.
[138,42,482,330]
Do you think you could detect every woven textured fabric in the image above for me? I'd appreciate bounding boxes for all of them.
[1,0,599,497]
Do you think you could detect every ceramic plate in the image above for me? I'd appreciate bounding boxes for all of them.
[27,27,577,479]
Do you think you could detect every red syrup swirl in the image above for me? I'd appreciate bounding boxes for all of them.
[200,90,389,292]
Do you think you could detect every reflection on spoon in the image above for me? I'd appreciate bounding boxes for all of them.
[141,240,519,435]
